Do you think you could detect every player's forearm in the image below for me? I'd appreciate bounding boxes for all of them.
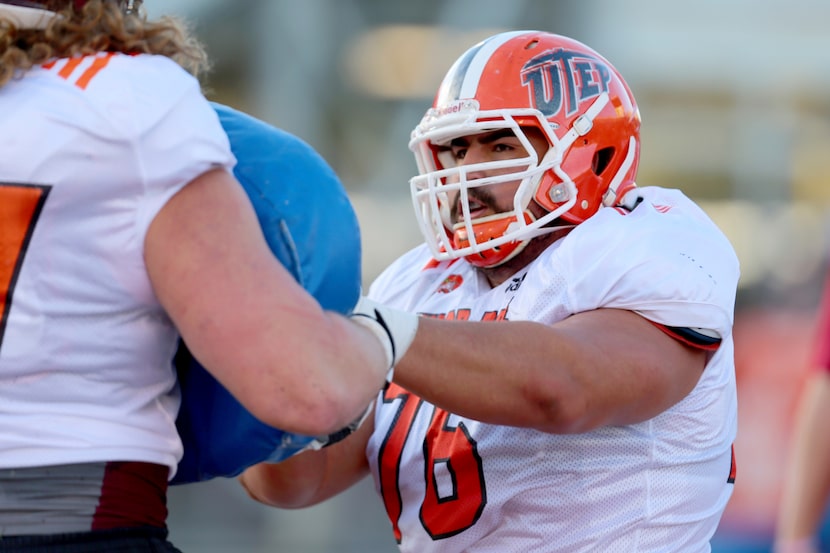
[240,419,373,509]
[224,310,389,436]
[147,169,390,435]
[392,317,574,431]
[777,371,830,543]
[240,452,328,509]
[392,309,704,433]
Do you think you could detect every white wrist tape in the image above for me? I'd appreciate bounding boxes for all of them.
[349,296,419,382]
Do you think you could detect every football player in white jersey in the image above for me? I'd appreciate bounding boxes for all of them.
[0,1,414,551]
[241,31,741,552]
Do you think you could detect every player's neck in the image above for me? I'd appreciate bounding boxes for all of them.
[479,228,570,288]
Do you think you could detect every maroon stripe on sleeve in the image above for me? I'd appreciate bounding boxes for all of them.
[650,322,721,352]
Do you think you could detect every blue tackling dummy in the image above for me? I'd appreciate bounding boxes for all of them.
[170,103,362,485]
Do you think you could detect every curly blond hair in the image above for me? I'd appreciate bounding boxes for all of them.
[0,0,209,87]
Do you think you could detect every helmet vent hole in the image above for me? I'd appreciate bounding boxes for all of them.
[592,147,614,175]
[525,39,539,50]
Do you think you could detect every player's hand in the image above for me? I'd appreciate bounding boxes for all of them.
[349,295,419,382]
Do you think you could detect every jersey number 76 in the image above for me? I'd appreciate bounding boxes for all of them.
[377,382,486,544]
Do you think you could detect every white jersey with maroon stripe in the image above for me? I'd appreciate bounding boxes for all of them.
[366,186,739,552]
[0,53,235,477]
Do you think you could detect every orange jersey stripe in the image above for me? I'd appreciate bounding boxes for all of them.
[46,54,115,90]
[76,52,115,90]
[58,57,84,80]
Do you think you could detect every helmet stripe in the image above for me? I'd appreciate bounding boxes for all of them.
[438,42,483,102]
[456,30,535,99]
[438,30,533,102]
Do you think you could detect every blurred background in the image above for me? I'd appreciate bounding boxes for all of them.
[143,0,830,551]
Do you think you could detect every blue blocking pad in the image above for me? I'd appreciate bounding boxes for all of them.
[171,103,362,484]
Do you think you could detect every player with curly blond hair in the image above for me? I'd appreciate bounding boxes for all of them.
[0,2,413,551]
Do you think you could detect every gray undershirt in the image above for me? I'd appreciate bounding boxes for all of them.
[0,462,106,536]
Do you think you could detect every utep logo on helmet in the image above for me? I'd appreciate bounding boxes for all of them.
[521,49,612,117]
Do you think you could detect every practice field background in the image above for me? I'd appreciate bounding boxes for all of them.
[143,1,830,551]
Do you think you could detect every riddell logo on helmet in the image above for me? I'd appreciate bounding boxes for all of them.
[521,48,613,118]
[437,104,464,116]
[433,99,478,118]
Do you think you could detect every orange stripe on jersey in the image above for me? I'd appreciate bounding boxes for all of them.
[46,54,115,89]
[76,52,115,90]
[58,57,84,79]
[422,257,459,271]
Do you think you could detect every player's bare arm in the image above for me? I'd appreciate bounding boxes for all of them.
[145,168,389,435]
[393,307,707,434]
[239,413,375,509]
[775,371,830,551]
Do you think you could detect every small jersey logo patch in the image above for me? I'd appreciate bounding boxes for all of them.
[436,274,463,294]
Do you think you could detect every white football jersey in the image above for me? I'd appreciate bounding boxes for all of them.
[0,53,235,477]
[366,187,739,552]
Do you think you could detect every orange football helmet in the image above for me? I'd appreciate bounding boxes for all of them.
[409,30,641,267]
